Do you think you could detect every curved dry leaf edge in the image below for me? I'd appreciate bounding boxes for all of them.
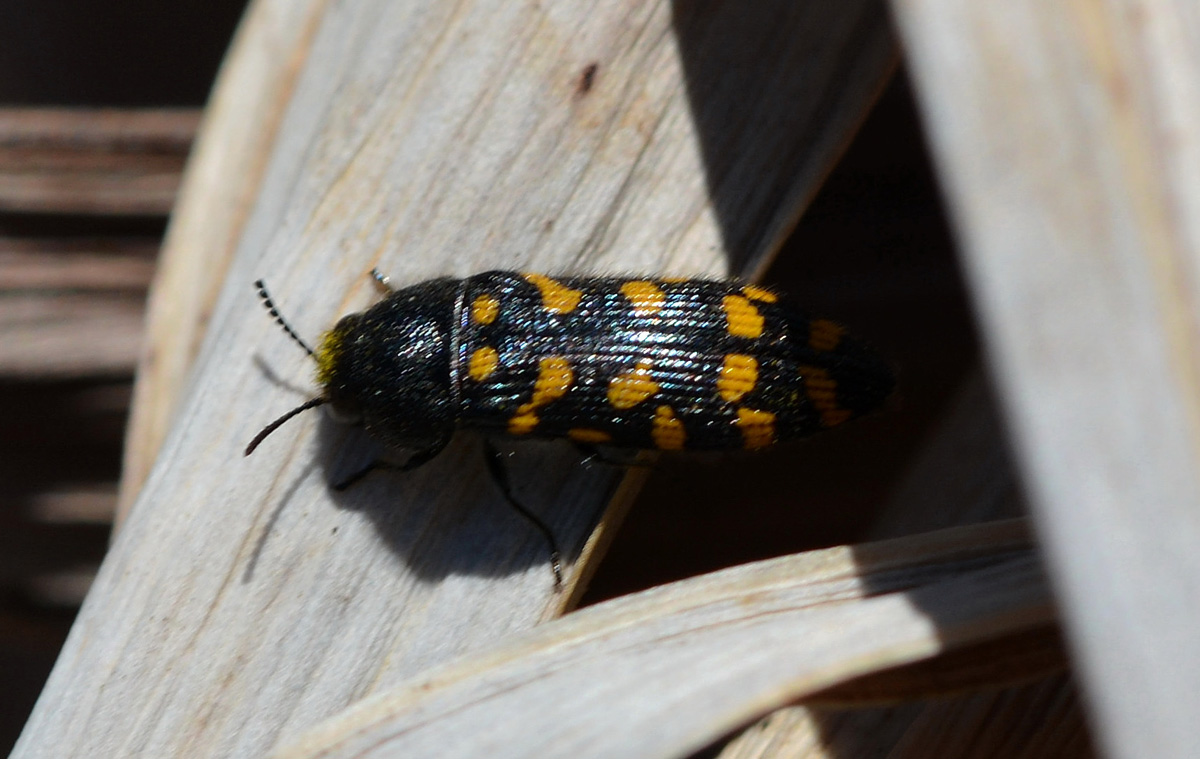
[116,0,329,526]
[811,623,1065,707]
[274,519,1054,759]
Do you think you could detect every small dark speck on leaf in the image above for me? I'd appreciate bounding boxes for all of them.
[577,63,599,95]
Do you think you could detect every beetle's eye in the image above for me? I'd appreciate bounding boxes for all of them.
[326,399,362,425]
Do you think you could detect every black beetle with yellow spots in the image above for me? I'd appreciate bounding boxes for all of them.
[247,270,895,582]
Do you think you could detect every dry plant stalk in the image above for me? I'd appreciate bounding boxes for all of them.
[0,108,196,214]
[0,239,158,378]
[14,2,898,758]
[274,521,1055,759]
[116,0,332,523]
[891,1,1200,757]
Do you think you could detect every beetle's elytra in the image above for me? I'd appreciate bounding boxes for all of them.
[248,270,895,464]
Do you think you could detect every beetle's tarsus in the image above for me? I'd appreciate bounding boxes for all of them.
[484,441,564,590]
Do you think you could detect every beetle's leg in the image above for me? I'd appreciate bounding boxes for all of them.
[369,268,394,293]
[483,441,563,589]
[332,444,444,491]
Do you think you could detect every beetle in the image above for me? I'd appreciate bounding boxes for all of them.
[247,270,895,583]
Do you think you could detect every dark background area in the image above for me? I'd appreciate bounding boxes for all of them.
[0,2,249,752]
[0,1,246,105]
[0,2,977,754]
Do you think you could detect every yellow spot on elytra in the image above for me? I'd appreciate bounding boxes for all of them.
[717,354,758,402]
[529,356,573,406]
[737,407,776,450]
[652,405,686,450]
[508,356,574,434]
[315,327,346,386]
[471,294,500,325]
[607,359,659,409]
[723,295,764,338]
[741,284,778,303]
[798,365,853,427]
[508,413,538,435]
[808,319,845,352]
[568,428,611,444]
[468,346,499,381]
[524,273,582,314]
[620,280,666,315]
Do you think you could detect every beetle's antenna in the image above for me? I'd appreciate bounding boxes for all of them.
[245,397,327,455]
[255,279,316,357]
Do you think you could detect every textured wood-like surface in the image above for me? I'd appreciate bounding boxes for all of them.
[13,2,895,757]
[115,0,331,524]
[713,370,1076,759]
[892,1,1200,757]
[275,521,1052,759]
[0,108,196,214]
[0,238,157,378]
[719,674,1093,759]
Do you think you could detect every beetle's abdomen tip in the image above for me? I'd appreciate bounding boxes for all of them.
[821,337,897,424]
